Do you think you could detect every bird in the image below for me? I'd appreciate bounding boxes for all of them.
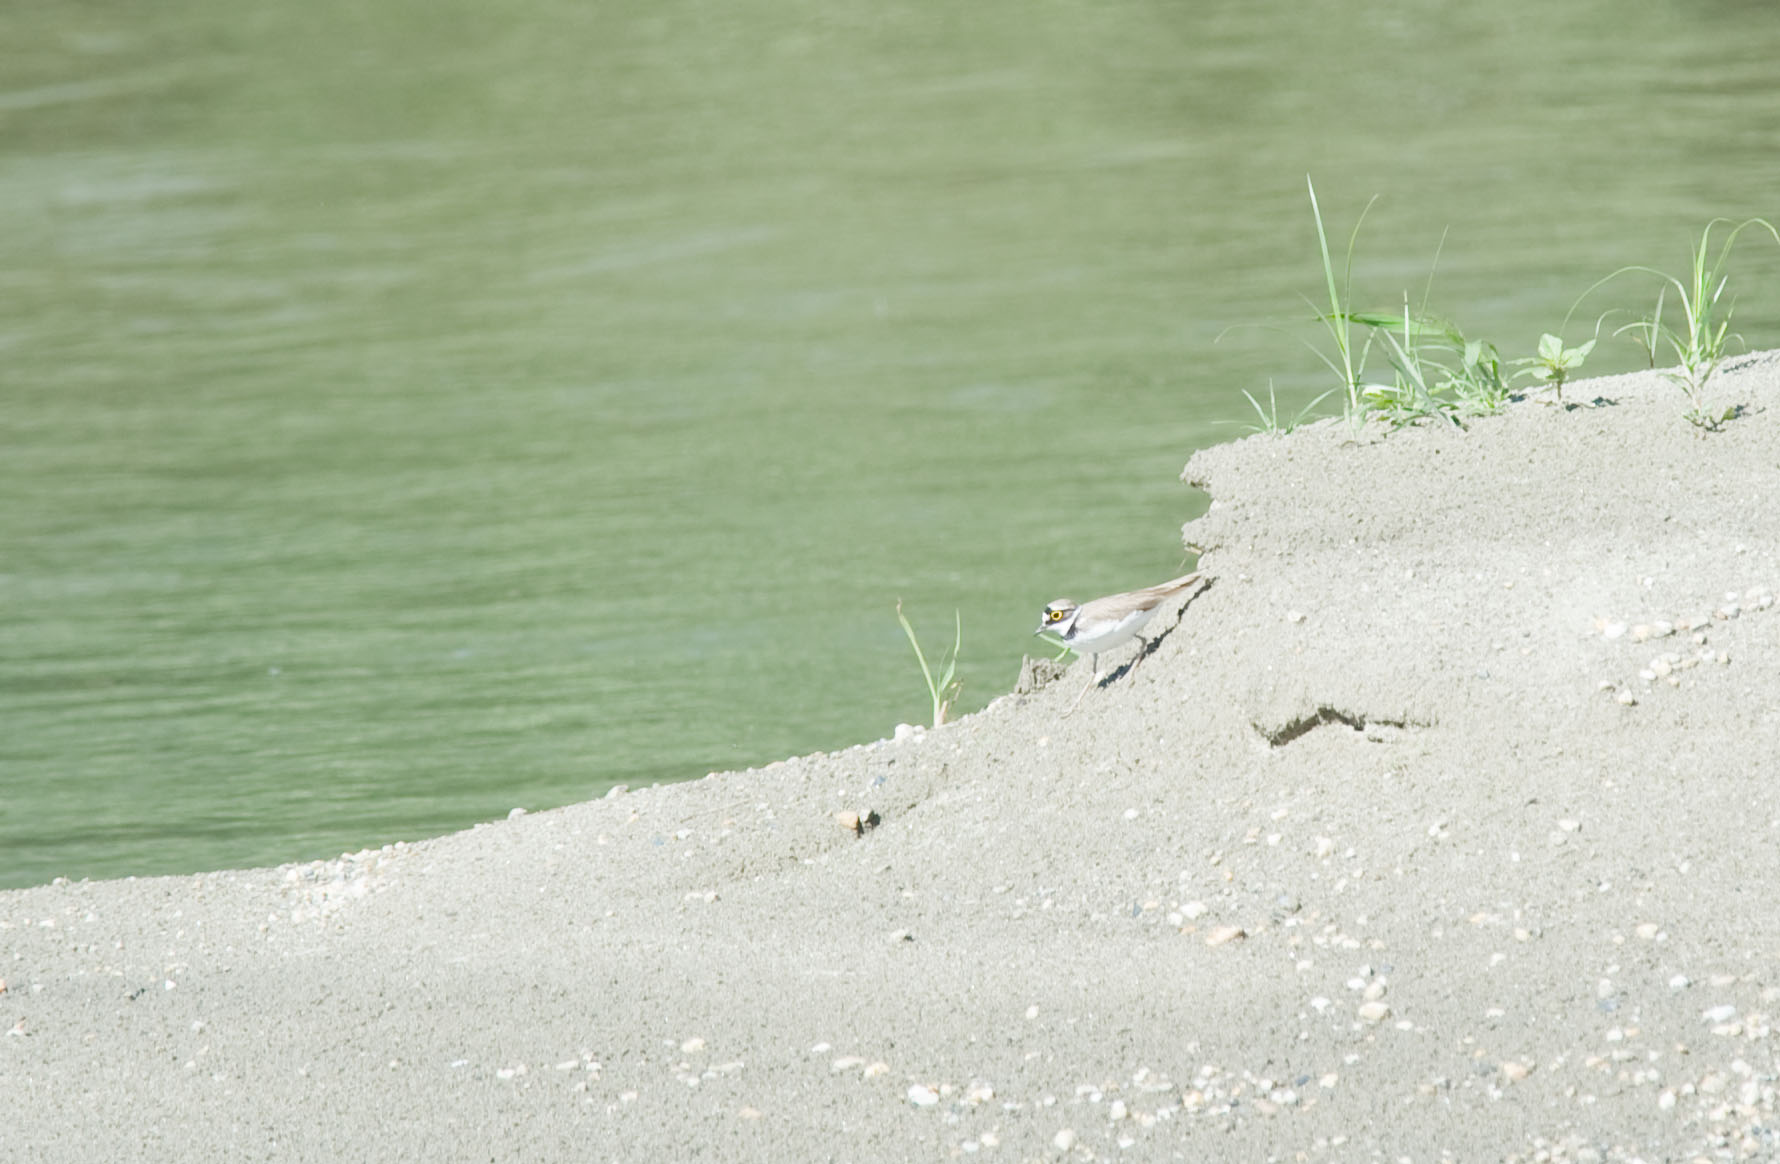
[1035,571,1207,709]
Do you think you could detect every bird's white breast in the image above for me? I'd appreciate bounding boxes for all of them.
[1063,606,1155,653]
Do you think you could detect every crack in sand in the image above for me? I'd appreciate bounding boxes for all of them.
[1258,707,1424,747]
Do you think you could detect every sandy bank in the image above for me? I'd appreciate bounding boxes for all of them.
[5,354,1780,1162]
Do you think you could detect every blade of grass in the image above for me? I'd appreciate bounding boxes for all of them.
[895,600,962,727]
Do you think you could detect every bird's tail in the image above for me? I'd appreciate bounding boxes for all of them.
[1156,570,1205,594]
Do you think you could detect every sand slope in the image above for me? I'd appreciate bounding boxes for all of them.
[5,355,1780,1162]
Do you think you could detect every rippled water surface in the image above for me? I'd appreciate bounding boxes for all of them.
[5,0,1780,885]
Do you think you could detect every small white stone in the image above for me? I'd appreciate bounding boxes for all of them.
[1702,1004,1738,1024]
[1635,923,1660,941]
[1108,1099,1128,1121]
[907,1084,939,1107]
[1053,1128,1077,1152]
[1602,622,1628,640]
[1615,690,1637,706]
[1181,901,1208,920]
[1287,610,1306,624]
[1357,1001,1391,1023]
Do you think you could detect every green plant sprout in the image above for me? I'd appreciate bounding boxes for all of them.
[1439,336,1512,415]
[1304,176,1381,422]
[1358,296,1462,428]
[895,600,961,727]
[1614,283,1667,369]
[1511,332,1596,403]
[1235,379,1335,436]
[1583,217,1780,429]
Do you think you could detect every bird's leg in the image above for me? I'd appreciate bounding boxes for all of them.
[1128,635,1151,671]
[1061,653,1099,717]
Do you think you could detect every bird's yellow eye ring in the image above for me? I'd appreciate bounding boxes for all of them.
[1047,610,1064,622]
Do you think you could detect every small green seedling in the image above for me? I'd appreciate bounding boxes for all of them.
[1440,336,1512,415]
[1361,310,1441,426]
[1236,379,1335,435]
[895,600,962,727]
[1512,333,1595,403]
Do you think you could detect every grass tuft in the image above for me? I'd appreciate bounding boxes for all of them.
[1582,217,1780,429]
[1292,183,1548,429]
[1255,185,1772,435]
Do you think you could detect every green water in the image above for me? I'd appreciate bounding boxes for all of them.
[5,0,1780,887]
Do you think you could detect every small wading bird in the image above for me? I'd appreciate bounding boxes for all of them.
[1035,571,1207,713]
